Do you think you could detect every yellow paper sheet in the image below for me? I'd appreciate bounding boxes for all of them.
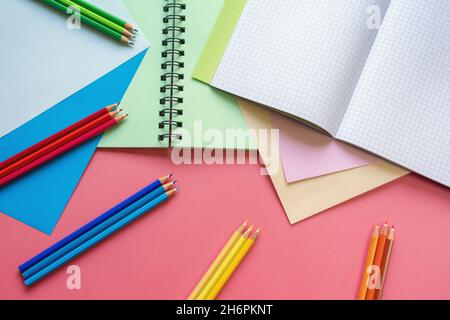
[237,98,410,224]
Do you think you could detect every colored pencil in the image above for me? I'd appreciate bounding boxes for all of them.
[22,181,176,279]
[40,0,135,46]
[0,114,127,188]
[24,188,179,286]
[188,221,248,300]
[0,109,121,179]
[366,223,388,300]
[56,0,135,39]
[357,225,380,300]
[69,0,138,33]
[207,228,260,300]
[0,103,117,171]
[377,226,395,299]
[18,174,173,273]
[197,226,253,300]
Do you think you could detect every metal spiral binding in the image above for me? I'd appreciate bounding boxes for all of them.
[159,0,186,144]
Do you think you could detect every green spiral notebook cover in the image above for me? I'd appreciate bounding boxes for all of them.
[100,0,253,149]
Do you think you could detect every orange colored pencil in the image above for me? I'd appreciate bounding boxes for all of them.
[0,109,121,178]
[377,226,395,299]
[357,225,379,300]
[366,223,388,300]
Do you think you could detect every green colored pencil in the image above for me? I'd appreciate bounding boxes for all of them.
[69,0,138,33]
[55,0,135,39]
[40,0,134,46]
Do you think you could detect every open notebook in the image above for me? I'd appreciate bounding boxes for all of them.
[100,0,252,149]
[195,0,450,187]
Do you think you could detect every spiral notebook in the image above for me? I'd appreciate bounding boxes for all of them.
[195,0,450,187]
[100,0,253,149]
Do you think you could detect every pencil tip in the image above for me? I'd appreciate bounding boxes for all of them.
[168,173,174,178]
[251,228,261,239]
[172,180,178,185]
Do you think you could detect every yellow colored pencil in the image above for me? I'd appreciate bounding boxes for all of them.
[357,225,379,300]
[196,226,253,300]
[188,221,247,300]
[207,228,260,300]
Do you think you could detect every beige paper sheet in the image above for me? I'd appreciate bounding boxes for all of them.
[238,98,409,224]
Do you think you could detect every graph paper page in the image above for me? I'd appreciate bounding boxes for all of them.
[337,0,450,187]
[212,0,390,135]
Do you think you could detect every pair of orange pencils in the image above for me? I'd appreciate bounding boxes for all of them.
[358,223,395,300]
[0,104,127,188]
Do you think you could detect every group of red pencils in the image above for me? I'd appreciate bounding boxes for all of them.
[358,223,395,300]
[0,104,126,188]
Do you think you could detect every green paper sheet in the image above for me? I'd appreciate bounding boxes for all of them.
[193,0,247,84]
[100,0,253,149]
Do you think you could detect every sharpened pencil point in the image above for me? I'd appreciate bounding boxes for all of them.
[129,41,135,47]
[172,180,178,185]
[251,228,260,239]
[168,173,174,178]
[243,225,254,238]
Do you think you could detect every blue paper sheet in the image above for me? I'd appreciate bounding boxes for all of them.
[0,50,147,234]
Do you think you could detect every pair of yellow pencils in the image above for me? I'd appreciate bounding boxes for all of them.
[358,223,395,300]
[188,221,260,300]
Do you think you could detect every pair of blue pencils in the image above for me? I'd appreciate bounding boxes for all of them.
[19,174,179,286]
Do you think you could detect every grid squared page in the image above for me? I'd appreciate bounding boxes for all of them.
[212,0,390,135]
[337,0,450,187]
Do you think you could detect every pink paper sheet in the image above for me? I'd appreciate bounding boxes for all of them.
[1,149,449,299]
[272,113,378,183]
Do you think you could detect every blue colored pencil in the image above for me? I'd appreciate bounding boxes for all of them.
[24,188,178,286]
[22,182,176,280]
[19,174,172,273]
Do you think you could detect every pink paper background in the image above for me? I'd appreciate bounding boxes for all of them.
[1,149,449,300]
[272,113,378,183]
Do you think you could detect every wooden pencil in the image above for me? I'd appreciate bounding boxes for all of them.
[377,226,395,299]
[56,0,135,39]
[69,0,138,33]
[206,228,260,300]
[197,226,253,300]
[19,174,173,273]
[24,188,179,286]
[22,181,176,280]
[0,115,127,188]
[0,109,121,178]
[40,0,135,46]
[0,103,117,171]
[357,225,380,300]
[188,221,248,300]
[366,223,388,300]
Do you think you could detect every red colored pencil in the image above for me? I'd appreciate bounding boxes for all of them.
[0,109,121,179]
[0,114,127,188]
[0,103,118,171]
